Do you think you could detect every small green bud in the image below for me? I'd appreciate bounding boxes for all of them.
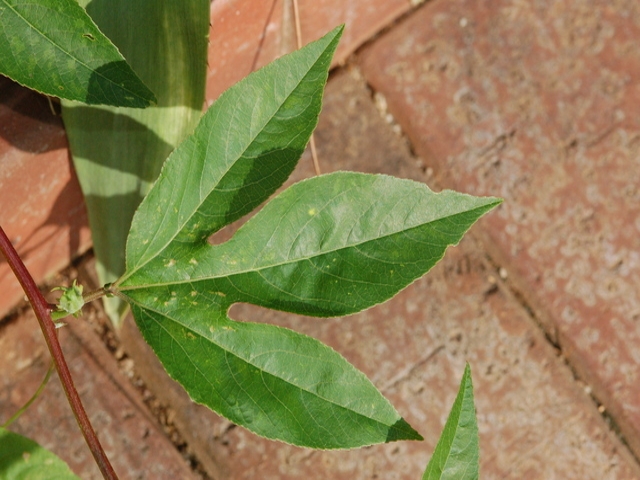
[52,280,85,318]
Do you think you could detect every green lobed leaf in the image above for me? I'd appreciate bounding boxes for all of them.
[61,0,209,326]
[423,364,479,480]
[113,25,499,449]
[117,172,498,447]
[0,0,155,107]
[0,428,80,479]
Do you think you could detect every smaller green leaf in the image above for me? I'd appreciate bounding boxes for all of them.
[0,428,80,479]
[0,0,155,107]
[423,364,479,480]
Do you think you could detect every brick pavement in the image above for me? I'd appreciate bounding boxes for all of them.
[0,310,196,479]
[2,1,640,478]
[360,0,640,462]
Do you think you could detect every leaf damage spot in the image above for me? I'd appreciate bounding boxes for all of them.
[189,258,198,265]
[308,208,317,215]
[83,33,95,40]
[165,259,176,267]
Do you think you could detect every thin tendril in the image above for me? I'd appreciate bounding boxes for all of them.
[2,360,55,428]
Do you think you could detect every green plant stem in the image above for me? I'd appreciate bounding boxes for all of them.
[83,286,109,304]
[0,225,119,480]
[2,360,55,428]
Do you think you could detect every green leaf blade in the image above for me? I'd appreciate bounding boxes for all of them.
[128,300,422,449]
[423,364,479,480]
[0,428,80,479]
[123,25,344,276]
[115,23,497,451]
[119,171,496,448]
[0,0,155,107]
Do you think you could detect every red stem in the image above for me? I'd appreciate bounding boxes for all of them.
[0,226,118,480]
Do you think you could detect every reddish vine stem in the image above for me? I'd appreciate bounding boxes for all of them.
[0,225,118,480]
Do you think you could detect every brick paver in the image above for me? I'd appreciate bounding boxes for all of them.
[0,312,196,479]
[0,79,91,318]
[360,0,640,459]
[207,0,413,101]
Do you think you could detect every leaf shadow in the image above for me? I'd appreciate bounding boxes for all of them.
[0,77,66,153]
[84,0,206,110]
[0,432,40,473]
[84,61,154,107]
[203,147,303,245]
[62,106,173,182]
[82,191,145,279]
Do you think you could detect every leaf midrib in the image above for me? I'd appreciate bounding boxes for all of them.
[119,202,494,290]
[2,0,145,102]
[128,298,403,433]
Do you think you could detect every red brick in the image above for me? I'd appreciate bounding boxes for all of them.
[0,313,197,479]
[0,78,91,318]
[206,0,412,101]
[360,0,640,460]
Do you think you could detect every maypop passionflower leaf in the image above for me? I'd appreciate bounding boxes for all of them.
[113,24,501,450]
